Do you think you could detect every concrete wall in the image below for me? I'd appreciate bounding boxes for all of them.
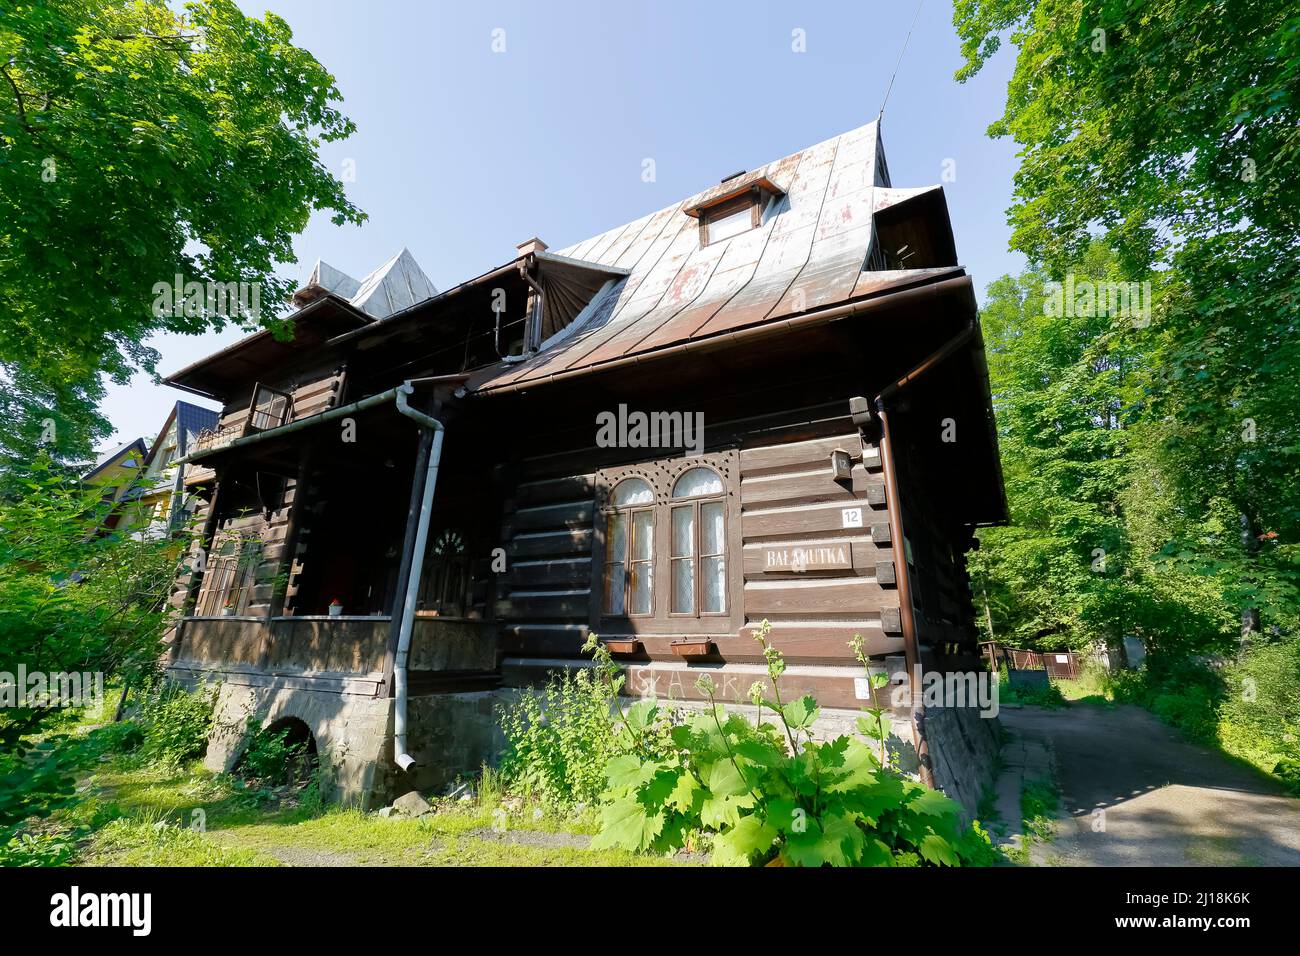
[921,703,1002,822]
[188,677,996,818]
[194,677,505,809]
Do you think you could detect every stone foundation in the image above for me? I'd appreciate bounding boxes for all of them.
[920,703,1002,822]
[184,674,997,818]
[199,679,394,808]
[384,691,507,798]
[193,677,504,809]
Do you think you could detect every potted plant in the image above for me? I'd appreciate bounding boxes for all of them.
[328,598,343,618]
[221,599,236,617]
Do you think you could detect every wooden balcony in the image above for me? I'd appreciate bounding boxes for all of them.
[190,367,355,461]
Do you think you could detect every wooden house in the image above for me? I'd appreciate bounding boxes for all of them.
[164,120,1006,812]
[115,401,220,536]
[83,437,148,534]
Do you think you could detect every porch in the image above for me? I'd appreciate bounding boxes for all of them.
[170,615,498,696]
[171,379,504,698]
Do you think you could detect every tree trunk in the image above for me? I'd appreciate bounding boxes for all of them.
[1239,512,1260,651]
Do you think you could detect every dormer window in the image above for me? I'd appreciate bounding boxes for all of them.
[700,194,762,246]
[683,171,786,248]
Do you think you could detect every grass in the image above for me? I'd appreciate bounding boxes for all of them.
[1055,664,1118,706]
[25,751,681,867]
[7,691,685,867]
[1002,776,1061,866]
[996,673,1069,710]
[1054,681,1116,706]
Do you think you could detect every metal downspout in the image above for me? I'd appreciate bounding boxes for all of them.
[391,386,446,772]
[875,407,935,790]
[519,261,545,355]
[872,318,979,792]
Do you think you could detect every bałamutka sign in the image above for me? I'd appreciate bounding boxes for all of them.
[761,543,853,572]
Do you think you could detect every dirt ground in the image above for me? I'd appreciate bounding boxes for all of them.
[1000,704,1300,866]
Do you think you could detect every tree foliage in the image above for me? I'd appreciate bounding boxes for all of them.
[955,0,1300,651]
[0,460,183,746]
[0,0,364,473]
[589,625,989,866]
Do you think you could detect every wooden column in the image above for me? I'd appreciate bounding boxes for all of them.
[171,469,224,663]
[257,450,314,670]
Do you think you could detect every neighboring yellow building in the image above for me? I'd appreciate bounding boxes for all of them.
[83,438,149,533]
[116,401,220,537]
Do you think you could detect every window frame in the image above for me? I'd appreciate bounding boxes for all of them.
[590,452,743,636]
[602,479,655,619]
[668,471,729,620]
[699,192,763,247]
[194,531,260,616]
[418,528,473,618]
[245,382,293,433]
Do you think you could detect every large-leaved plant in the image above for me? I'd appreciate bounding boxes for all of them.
[591,621,979,866]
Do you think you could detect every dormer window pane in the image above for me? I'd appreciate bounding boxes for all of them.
[701,195,761,246]
[706,205,753,243]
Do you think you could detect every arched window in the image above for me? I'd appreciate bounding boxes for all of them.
[604,479,654,616]
[670,467,726,615]
[419,529,470,616]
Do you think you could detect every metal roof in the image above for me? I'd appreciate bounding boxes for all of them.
[175,401,219,455]
[349,248,438,318]
[293,248,437,319]
[165,120,966,402]
[473,120,960,393]
[298,259,362,302]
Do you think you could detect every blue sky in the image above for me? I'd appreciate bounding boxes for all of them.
[99,0,1024,450]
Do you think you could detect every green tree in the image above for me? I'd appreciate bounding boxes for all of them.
[0,0,364,476]
[972,247,1235,656]
[0,460,183,747]
[954,0,1300,644]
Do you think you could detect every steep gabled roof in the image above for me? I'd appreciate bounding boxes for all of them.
[166,250,438,398]
[350,248,438,318]
[294,259,362,305]
[471,120,961,393]
[84,438,148,482]
[135,400,219,473]
[172,401,219,457]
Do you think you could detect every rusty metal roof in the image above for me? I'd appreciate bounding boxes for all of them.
[473,120,962,394]
[164,120,967,403]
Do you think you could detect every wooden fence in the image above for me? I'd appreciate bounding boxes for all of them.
[980,642,1083,680]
